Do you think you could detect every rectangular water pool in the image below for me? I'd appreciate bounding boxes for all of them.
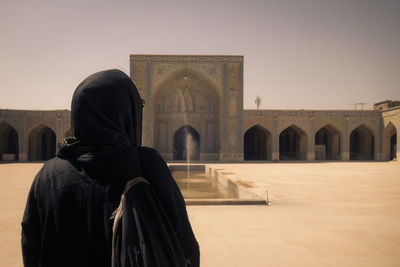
[169,165,268,205]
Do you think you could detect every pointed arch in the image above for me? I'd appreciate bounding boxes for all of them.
[279,125,308,160]
[315,124,341,160]
[244,124,271,160]
[0,122,19,161]
[350,124,374,160]
[173,125,200,160]
[28,124,56,161]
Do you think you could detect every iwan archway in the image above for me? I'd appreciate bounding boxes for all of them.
[0,122,19,161]
[279,125,307,160]
[173,125,200,161]
[350,125,374,160]
[28,125,56,160]
[315,125,341,160]
[244,125,271,160]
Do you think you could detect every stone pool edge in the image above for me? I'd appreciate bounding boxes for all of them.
[198,166,269,206]
[168,164,269,206]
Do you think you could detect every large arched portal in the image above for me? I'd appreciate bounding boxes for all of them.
[244,125,271,160]
[154,70,219,161]
[350,125,374,160]
[279,126,307,160]
[0,122,19,161]
[28,125,56,160]
[173,125,200,161]
[315,125,341,160]
[383,122,397,160]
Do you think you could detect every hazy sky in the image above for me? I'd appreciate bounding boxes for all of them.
[0,0,399,110]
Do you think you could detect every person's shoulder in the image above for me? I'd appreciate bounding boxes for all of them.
[34,157,81,188]
[137,146,164,160]
[136,146,167,166]
[40,157,77,176]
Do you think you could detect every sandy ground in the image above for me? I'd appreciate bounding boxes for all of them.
[1,162,400,266]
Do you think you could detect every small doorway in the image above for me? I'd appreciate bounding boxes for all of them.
[173,125,200,160]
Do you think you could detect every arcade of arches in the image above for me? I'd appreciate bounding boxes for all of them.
[0,55,399,162]
[241,121,398,162]
[0,110,399,163]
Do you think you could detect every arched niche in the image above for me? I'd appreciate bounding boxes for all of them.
[315,125,341,160]
[350,124,374,160]
[279,125,308,160]
[383,122,397,160]
[28,125,56,161]
[173,125,200,161]
[0,122,19,161]
[244,125,271,160]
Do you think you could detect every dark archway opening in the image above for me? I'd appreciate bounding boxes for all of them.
[173,125,200,160]
[391,133,397,160]
[350,125,374,160]
[244,125,270,160]
[315,125,341,160]
[279,126,307,160]
[0,123,19,161]
[29,125,56,160]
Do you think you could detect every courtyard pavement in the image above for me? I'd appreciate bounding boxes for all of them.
[1,162,399,266]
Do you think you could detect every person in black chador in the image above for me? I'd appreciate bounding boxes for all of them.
[21,69,200,267]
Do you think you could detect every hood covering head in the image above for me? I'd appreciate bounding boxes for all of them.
[71,69,143,147]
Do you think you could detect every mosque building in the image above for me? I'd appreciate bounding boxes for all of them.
[0,55,399,162]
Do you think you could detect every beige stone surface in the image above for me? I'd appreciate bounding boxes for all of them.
[1,162,400,266]
[190,162,400,266]
[0,163,42,267]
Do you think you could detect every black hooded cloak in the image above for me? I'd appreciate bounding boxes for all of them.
[21,70,199,267]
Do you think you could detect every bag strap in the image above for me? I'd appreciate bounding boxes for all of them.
[111,177,149,267]
[123,177,149,194]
